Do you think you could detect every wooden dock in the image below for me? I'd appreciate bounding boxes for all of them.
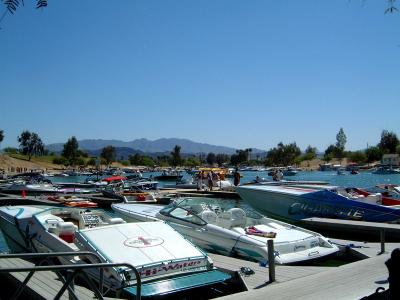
[0,257,96,299]
[209,253,331,290]
[213,239,395,300]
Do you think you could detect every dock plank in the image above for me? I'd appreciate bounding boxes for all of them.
[216,253,391,300]
[0,257,97,300]
[209,253,331,289]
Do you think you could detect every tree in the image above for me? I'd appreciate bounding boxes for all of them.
[101,146,116,166]
[302,145,317,161]
[230,149,248,166]
[17,130,44,160]
[216,153,229,166]
[62,136,79,166]
[206,152,216,165]
[365,146,382,163]
[335,128,347,159]
[265,142,301,166]
[0,129,4,150]
[186,156,201,167]
[170,145,182,167]
[378,130,399,154]
[347,151,367,164]
[2,0,47,14]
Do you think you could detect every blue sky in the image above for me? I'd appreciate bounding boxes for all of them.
[0,0,399,152]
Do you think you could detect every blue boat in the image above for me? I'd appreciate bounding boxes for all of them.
[236,184,400,223]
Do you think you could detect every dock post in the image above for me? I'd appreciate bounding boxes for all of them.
[267,239,276,282]
[379,229,385,254]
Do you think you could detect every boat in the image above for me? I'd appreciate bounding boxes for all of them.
[336,168,346,175]
[282,167,298,176]
[0,206,237,299]
[112,198,339,264]
[154,170,183,181]
[236,184,400,223]
[372,167,400,175]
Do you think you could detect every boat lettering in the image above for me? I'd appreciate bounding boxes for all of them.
[288,202,364,219]
[124,236,164,248]
[139,260,204,277]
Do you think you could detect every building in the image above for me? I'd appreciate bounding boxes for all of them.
[381,154,400,167]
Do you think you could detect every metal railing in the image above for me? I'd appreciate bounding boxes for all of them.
[0,251,141,300]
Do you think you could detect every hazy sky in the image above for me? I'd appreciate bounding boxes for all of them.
[0,1,399,152]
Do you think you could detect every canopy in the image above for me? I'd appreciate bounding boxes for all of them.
[102,176,127,182]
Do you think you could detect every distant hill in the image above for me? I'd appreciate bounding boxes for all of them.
[46,138,265,156]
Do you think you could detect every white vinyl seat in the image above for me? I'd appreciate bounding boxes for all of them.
[190,204,204,214]
[228,208,247,228]
[199,210,217,224]
[108,217,126,225]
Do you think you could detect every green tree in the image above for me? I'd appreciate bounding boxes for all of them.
[265,142,301,166]
[0,129,4,150]
[17,130,45,160]
[62,136,79,166]
[206,152,216,165]
[365,146,382,163]
[101,145,116,166]
[302,145,317,161]
[378,130,399,154]
[216,153,229,166]
[335,128,347,159]
[170,145,182,166]
[347,151,367,164]
[186,156,201,167]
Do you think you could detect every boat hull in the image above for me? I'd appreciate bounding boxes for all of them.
[236,186,400,223]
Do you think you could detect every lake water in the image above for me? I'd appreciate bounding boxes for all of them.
[47,170,400,188]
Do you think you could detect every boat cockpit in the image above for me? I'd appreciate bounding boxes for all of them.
[36,209,126,243]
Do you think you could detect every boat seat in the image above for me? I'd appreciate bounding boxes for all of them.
[199,210,217,225]
[228,208,247,228]
[57,222,77,243]
[364,193,382,204]
[190,204,204,214]
[108,217,126,225]
[216,211,233,228]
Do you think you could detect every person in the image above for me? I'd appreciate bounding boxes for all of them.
[386,248,400,299]
[197,171,203,191]
[255,175,261,183]
[277,169,283,181]
[207,171,213,191]
[272,170,278,181]
[234,169,241,186]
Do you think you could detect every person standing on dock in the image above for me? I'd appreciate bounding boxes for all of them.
[207,171,213,191]
[197,171,203,191]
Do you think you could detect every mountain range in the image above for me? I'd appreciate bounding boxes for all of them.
[46,138,265,157]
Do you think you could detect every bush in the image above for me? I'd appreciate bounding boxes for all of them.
[52,156,68,165]
[3,147,18,154]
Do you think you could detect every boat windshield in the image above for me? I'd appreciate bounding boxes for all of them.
[159,204,206,226]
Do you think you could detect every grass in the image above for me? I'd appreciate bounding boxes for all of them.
[9,153,57,164]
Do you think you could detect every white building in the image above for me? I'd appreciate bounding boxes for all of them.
[381,154,400,166]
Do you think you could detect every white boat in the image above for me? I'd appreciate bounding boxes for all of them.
[0,206,234,298]
[112,198,339,264]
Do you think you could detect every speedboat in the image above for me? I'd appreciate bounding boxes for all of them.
[0,206,236,298]
[236,184,400,223]
[112,198,339,264]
